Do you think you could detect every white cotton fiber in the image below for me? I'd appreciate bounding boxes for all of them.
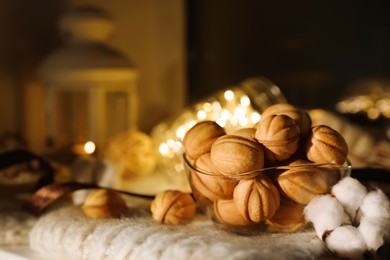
[326,225,367,260]
[359,189,390,220]
[358,188,390,247]
[358,218,385,251]
[304,195,351,239]
[331,177,367,220]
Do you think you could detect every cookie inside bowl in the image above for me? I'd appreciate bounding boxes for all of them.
[183,152,351,235]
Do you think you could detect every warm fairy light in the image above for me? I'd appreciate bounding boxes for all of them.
[197,110,207,120]
[224,90,234,101]
[250,112,261,123]
[176,126,186,140]
[203,102,212,112]
[234,107,246,118]
[159,140,181,158]
[169,90,262,144]
[230,117,238,126]
[221,109,231,119]
[151,86,286,180]
[84,141,96,154]
[167,139,176,148]
[239,117,248,126]
[188,120,197,130]
[211,101,222,112]
[175,140,182,150]
[159,143,169,155]
[337,91,390,120]
[216,118,226,127]
[240,96,250,106]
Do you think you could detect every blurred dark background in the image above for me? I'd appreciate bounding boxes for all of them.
[1,0,390,148]
[186,0,390,110]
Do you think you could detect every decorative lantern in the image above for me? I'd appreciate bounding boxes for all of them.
[38,6,138,155]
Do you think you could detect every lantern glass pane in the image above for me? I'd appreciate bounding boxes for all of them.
[106,91,128,138]
[55,90,89,147]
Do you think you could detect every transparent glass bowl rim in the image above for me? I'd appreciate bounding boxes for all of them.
[183,153,352,179]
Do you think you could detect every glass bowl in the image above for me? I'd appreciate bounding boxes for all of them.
[182,153,351,235]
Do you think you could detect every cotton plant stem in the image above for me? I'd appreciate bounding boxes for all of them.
[0,149,54,189]
[26,182,156,215]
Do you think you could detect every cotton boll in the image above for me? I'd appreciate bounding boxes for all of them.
[358,218,386,252]
[359,189,390,220]
[358,189,390,244]
[304,195,351,239]
[326,225,367,260]
[331,177,367,220]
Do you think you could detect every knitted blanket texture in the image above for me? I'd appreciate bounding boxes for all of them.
[28,204,327,260]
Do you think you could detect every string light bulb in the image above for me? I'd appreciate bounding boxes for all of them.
[336,79,390,120]
[84,141,96,154]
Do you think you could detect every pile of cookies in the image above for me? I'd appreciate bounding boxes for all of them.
[183,103,349,232]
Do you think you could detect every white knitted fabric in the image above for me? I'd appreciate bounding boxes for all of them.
[0,199,37,246]
[29,202,328,260]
